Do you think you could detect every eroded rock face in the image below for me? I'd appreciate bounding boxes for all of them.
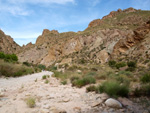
[0,30,21,54]
[17,8,150,66]
[111,20,150,60]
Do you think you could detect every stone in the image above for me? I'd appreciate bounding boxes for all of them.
[91,100,103,107]
[96,93,109,101]
[105,98,122,109]
[50,107,67,113]
[42,104,51,109]
[40,109,50,113]
[73,107,81,112]
[118,97,133,107]
[62,98,70,102]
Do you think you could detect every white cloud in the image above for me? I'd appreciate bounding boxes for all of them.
[0,0,31,16]
[0,0,75,16]
[6,0,75,5]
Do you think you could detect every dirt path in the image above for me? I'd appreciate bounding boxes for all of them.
[0,71,147,113]
[0,71,96,113]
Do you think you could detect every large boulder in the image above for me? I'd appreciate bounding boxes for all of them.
[105,98,122,108]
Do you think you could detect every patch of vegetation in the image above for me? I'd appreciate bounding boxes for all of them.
[72,76,96,88]
[53,71,68,80]
[45,79,49,84]
[42,75,47,79]
[126,67,136,72]
[86,85,97,92]
[116,75,130,86]
[86,71,97,76]
[61,80,67,85]
[97,81,129,97]
[118,71,132,76]
[0,52,18,62]
[133,84,150,96]
[108,60,116,67]
[140,73,150,83]
[78,58,86,64]
[70,76,80,82]
[0,60,34,77]
[23,62,31,67]
[127,61,136,68]
[38,64,46,70]
[115,62,126,69]
[25,97,36,108]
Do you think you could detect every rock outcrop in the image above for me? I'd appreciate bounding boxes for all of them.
[111,20,150,61]
[0,30,21,54]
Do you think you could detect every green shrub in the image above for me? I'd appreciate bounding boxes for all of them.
[118,71,132,76]
[115,62,126,69]
[45,79,49,84]
[141,84,150,96]
[70,76,79,82]
[72,76,96,88]
[86,85,97,92]
[86,72,97,76]
[127,61,136,68]
[108,60,116,67]
[11,54,18,61]
[133,84,150,96]
[1,53,18,62]
[23,62,31,67]
[38,64,46,70]
[0,52,5,59]
[116,75,130,86]
[42,75,47,79]
[140,73,150,83]
[25,97,36,108]
[50,66,57,70]
[79,58,86,64]
[97,81,129,97]
[61,80,67,85]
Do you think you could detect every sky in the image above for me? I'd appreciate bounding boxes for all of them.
[0,0,150,46]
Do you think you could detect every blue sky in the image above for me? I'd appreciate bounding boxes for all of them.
[0,0,150,46]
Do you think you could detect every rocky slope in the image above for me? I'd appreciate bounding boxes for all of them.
[0,30,21,54]
[2,7,150,66]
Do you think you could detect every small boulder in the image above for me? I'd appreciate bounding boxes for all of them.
[105,98,122,109]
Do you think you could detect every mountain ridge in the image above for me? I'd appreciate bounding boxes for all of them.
[0,7,150,67]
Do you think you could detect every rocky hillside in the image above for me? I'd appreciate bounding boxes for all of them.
[11,8,150,66]
[0,30,21,54]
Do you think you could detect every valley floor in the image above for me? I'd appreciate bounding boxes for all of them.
[0,71,149,113]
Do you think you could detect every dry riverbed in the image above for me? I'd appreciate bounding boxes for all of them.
[0,71,149,113]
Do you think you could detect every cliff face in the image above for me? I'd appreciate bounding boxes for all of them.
[0,30,21,54]
[16,8,150,66]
